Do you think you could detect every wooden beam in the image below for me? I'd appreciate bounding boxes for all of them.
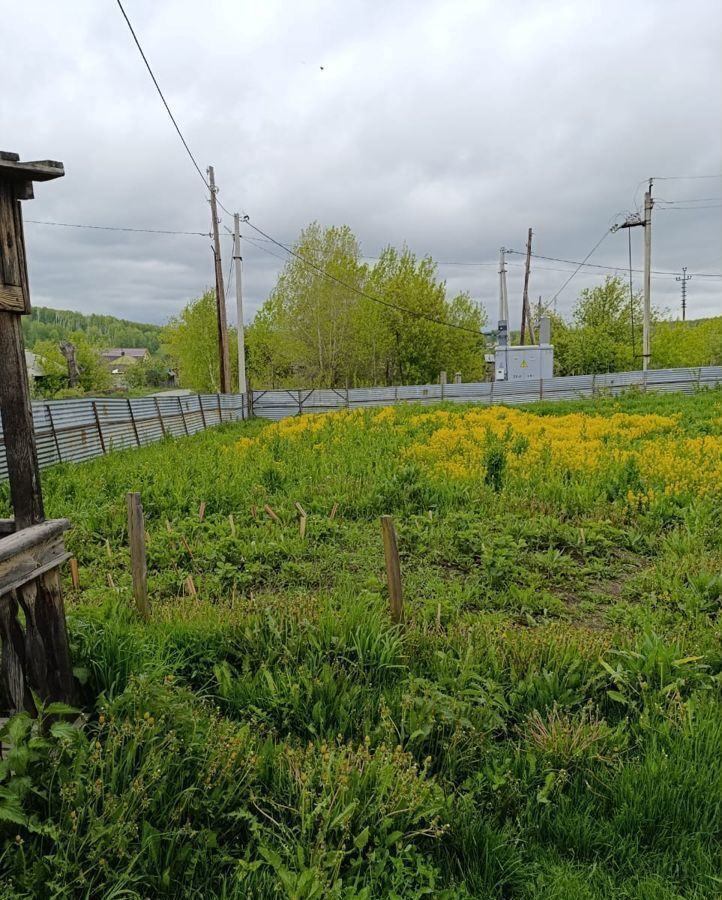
[0,519,71,596]
[0,154,65,182]
[0,519,15,537]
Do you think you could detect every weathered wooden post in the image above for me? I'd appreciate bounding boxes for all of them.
[0,151,75,713]
[126,492,150,621]
[380,515,404,625]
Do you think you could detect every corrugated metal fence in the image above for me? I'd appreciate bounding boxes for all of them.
[250,366,722,420]
[0,393,247,481]
[1,367,721,478]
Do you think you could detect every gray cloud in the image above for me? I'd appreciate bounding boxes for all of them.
[3,0,720,329]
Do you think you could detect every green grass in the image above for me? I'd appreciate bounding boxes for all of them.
[1,389,722,898]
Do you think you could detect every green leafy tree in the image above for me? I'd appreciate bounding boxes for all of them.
[163,291,239,393]
[553,276,645,375]
[247,225,488,388]
[125,355,175,389]
[32,336,111,396]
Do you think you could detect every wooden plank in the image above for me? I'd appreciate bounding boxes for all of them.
[0,284,24,311]
[0,520,71,596]
[264,504,280,523]
[0,519,15,537]
[0,592,37,715]
[0,311,44,528]
[0,156,64,182]
[126,492,150,621]
[18,568,76,704]
[380,515,404,625]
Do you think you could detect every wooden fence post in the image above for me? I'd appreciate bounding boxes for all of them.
[46,403,62,462]
[177,396,189,435]
[380,515,404,625]
[127,398,141,447]
[92,401,106,454]
[198,395,208,430]
[154,397,166,437]
[126,492,150,621]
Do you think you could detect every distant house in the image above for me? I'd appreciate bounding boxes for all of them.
[101,348,151,384]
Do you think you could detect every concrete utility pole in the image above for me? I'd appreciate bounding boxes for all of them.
[676,266,691,321]
[207,165,231,393]
[520,228,536,344]
[233,213,247,395]
[498,247,509,336]
[642,180,653,370]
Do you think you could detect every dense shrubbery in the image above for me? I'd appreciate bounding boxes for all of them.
[1,390,721,897]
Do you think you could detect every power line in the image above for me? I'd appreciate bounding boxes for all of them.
[506,249,722,278]
[652,174,722,181]
[25,219,209,237]
[547,229,611,307]
[241,217,483,336]
[114,0,211,194]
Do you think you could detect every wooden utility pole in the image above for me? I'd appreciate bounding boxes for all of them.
[520,228,535,344]
[233,213,247,395]
[207,165,231,393]
[59,340,80,387]
[0,151,75,710]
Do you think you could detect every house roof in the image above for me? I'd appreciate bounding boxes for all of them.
[101,348,150,360]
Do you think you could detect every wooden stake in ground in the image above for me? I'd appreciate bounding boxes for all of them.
[295,502,307,540]
[264,504,280,524]
[126,492,150,621]
[329,502,338,521]
[380,515,404,625]
[198,500,206,521]
[228,514,236,536]
[69,558,80,590]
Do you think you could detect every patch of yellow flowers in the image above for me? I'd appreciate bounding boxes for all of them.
[235,404,722,503]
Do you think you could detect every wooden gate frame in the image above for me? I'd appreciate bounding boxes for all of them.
[0,151,75,715]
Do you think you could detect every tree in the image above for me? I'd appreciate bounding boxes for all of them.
[247,225,488,388]
[163,290,239,393]
[125,355,174,389]
[33,336,111,396]
[553,276,645,375]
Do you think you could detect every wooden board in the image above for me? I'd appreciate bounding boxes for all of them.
[0,519,70,596]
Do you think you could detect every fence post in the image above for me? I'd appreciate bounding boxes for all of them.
[297,390,303,416]
[126,492,150,621]
[92,401,106,454]
[177,396,189,436]
[154,397,166,437]
[198,395,208,430]
[217,393,222,424]
[46,403,62,462]
[380,515,404,625]
[127,398,141,447]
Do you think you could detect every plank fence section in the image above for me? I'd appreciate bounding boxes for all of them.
[1,367,721,478]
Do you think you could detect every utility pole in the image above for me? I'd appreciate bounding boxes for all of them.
[233,213,247,395]
[207,165,230,393]
[520,227,535,344]
[642,180,653,370]
[498,247,509,329]
[676,266,691,321]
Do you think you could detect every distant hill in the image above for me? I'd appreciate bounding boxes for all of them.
[22,306,163,353]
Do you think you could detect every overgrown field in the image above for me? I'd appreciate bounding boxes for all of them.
[2,390,722,898]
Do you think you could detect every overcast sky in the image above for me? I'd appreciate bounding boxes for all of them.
[3,0,721,329]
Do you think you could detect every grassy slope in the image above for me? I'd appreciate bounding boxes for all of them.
[1,390,721,898]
